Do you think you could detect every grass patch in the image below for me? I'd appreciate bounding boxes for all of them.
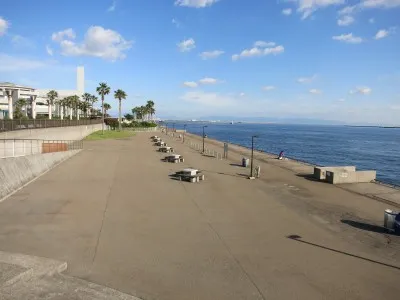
[85,130,136,141]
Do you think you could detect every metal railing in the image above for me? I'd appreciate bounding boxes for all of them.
[0,139,83,158]
[122,127,159,132]
[0,119,103,133]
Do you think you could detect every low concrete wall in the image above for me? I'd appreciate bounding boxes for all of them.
[314,166,356,180]
[0,124,102,140]
[326,170,376,184]
[0,150,80,200]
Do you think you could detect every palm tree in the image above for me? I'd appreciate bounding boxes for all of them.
[69,95,80,120]
[90,95,98,117]
[96,83,110,133]
[103,103,111,117]
[146,100,155,121]
[14,98,27,119]
[114,89,127,131]
[46,90,58,120]
[79,101,90,118]
[56,98,66,119]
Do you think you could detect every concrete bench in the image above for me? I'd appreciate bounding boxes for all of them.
[314,166,356,180]
[172,169,205,183]
[163,155,184,163]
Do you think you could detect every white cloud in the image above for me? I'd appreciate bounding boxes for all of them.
[254,41,276,47]
[0,53,52,72]
[360,0,400,9]
[172,18,181,28]
[11,35,35,48]
[198,77,220,85]
[0,16,9,36]
[294,0,345,19]
[108,0,117,11]
[374,29,389,39]
[369,18,375,23]
[282,8,293,15]
[338,98,345,102]
[183,81,198,88]
[309,89,322,94]
[55,26,132,61]
[174,0,219,8]
[262,86,275,91]
[199,50,224,60]
[177,38,196,52]
[180,90,237,107]
[338,5,358,15]
[338,15,355,26]
[332,33,363,43]
[350,86,372,95]
[52,28,76,42]
[297,74,317,83]
[232,43,284,61]
[239,92,245,97]
[46,45,53,56]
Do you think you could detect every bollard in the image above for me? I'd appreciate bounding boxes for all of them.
[255,166,261,178]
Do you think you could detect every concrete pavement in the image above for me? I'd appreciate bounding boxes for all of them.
[0,132,399,299]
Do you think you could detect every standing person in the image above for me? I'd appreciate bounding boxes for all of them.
[278,150,284,160]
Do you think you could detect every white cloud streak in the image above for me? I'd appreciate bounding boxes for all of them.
[232,42,284,61]
[262,86,275,91]
[332,33,363,43]
[282,8,293,15]
[0,53,53,72]
[294,0,345,19]
[199,50,224,60]
[309,89,323,94]
[0,16,9,36]
[350,86,372,95]
[52,28,76,42]
[338,15,355,26]
[177,38,196,52]
[297,75,317,84]
[46,45,53,56]
[107,0,117,12]
[183,81,198,88]
[174,0,219,8]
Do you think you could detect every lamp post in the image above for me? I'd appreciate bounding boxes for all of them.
[165,123,168,134]
[183,124,187,143]
[250,135,259,178]
[173,123,175,131]
[202,125,208,153]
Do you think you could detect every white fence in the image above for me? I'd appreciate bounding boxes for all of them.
[0,139,83,158]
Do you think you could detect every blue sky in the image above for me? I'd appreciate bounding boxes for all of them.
[0,0,399,124]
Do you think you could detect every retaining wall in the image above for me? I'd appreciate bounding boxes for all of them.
[0,150,80,200]
[0,124,102,140]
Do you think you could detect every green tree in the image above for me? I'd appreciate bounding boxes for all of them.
[46,90,58,120]
[79,101,90,118]
[146,100,155,121]
[114,89,127,131]
[124,113,134,121]
[14,98,27,119]
[103,103,111,117]
[96,82,110,133]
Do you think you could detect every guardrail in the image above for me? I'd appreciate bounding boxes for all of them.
[0,119,103,133]
[0,139,83,158]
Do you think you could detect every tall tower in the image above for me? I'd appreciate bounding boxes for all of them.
[77,66,85,94]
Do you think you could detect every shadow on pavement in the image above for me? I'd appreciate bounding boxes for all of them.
[296,173,320,182]
[341,219,387,234]
[287,234,400,271]
[230,163,243,167]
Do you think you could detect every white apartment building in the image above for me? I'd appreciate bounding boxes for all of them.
[0,66,85,119]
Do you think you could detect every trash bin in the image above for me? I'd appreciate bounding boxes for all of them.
[384,209,398,232]
[242,157,249,167]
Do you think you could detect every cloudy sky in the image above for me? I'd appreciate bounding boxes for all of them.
[0,0,399,124]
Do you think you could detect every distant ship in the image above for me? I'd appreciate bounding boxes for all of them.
[230,121,234,124]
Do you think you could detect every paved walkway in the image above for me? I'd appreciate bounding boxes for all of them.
[0,132,399,300]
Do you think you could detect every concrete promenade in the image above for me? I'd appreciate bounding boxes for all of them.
[0,132,399,299]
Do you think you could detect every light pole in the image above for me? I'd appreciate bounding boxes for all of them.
[165,123,168,134]
[183,124,187,143]
[202,125,208,153]
[250,135,259,178]
[173,123,175,131]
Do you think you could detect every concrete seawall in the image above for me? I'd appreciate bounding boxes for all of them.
[0,124,102,140]
[0,150,80,200]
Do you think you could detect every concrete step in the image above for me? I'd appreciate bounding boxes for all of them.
[0,251,142,300]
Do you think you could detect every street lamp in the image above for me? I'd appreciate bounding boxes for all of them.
[165,123,168,134]
[202,125,208,153]
[173,123,175,131]
[250,135,259,179]
[183,124,187,143]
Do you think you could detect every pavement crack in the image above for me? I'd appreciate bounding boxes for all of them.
[91,154,121,264]
[181,183,266,300]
